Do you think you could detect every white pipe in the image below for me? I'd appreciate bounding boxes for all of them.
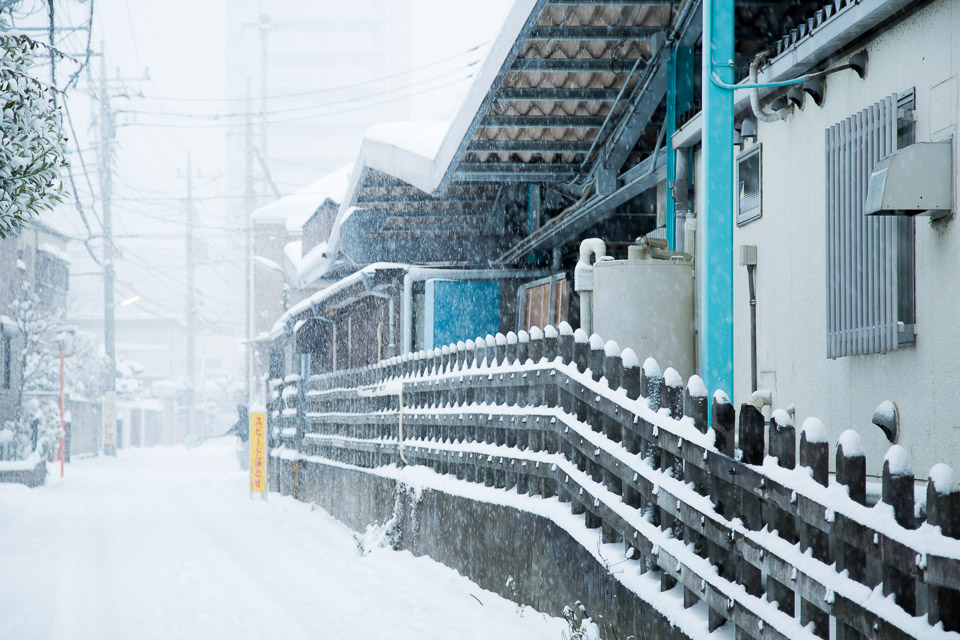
[364,290,396,358]
[574,238,606,335]
[684,213,697,262]
[749,55,788,123]
[401,267,552,354]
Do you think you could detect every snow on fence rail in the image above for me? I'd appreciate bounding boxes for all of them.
[270,325,960,640]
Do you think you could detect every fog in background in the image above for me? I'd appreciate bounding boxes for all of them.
[12,0,512,395]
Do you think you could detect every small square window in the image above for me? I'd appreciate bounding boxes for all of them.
[737,145,762,226]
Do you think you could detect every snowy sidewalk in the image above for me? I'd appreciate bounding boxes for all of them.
[0,438,565,640]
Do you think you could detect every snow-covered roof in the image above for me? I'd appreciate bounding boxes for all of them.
[38,242,72,265]
[250,163,353,227]
[0,315,18,333]
[283,241,302,277]
[271,262,409,339]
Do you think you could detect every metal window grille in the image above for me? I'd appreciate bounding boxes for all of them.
[825,91,916,359]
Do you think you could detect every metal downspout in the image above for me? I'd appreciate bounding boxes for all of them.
[666,47,678,250]
[701,0,735,402]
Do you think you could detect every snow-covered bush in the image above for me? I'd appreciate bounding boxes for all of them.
[561,601,602,640]
[0,33,68,238]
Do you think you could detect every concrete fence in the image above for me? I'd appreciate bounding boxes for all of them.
[270,325,960,640]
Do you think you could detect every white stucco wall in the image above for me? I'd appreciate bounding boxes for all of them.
[723,0,960,479]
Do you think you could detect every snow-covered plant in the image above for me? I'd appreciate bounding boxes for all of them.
[0,34,68,238]
[8,282,61,444]
[561,601,603,640]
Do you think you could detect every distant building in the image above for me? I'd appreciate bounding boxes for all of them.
[0,220,71,431]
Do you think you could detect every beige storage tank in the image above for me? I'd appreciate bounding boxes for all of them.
[592,251,695,380]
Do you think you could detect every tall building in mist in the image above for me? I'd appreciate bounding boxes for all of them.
[225,1,415,200]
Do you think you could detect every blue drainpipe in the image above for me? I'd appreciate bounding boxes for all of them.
[665,48,677,250]
[701,0,734,402]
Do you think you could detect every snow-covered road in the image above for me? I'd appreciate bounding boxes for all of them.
[0,438,565,640]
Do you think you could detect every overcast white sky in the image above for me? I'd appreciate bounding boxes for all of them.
[14,0,513,338]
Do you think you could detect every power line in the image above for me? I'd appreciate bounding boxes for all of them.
[133,41,489,104]
[120,73,475,129]
[121,62,480,121]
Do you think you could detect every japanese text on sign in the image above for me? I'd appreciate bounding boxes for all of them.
[249,410,267,493]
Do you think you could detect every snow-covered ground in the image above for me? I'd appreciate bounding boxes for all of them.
[0,438,565,640]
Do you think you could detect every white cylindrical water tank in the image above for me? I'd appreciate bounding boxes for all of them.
[592,255,695,380]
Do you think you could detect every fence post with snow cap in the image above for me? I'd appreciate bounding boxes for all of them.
[768,409,796,470]
[711,391,734,457]
[526,327,543,408]
[679,374,709,497]
[601,340,622,443]
[483,335,497,405]
[494,332,506,368]
[640,357,662,412]
[882,444,917,614]
[557,324,575,416]
[558,321,574,363]
[620,348,641,455]
[682,374,708,435]
[662,367,683,420]
[505,332,519,406]
[737,396,765,466]
[796,416,832,638]
[587,333,604,383]
[799,417,828,486]
[516,330,529,366]
[542,326,559,408]
[441,344,451,374]
[463,340,477,405]
[927,464,960,631]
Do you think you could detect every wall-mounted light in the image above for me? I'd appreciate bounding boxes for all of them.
[801,76,825,107]
[739,116,758,141]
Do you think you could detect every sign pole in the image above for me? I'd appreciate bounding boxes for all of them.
[59,345,65,478]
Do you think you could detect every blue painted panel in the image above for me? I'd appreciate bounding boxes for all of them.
[424,280,501,351]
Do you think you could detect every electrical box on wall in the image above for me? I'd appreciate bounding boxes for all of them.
[737,145,762,225]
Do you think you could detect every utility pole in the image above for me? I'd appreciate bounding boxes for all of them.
[99,43,118,456]
[256,11,274,177]
[244,79,255,403]
[185,152,196,438]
